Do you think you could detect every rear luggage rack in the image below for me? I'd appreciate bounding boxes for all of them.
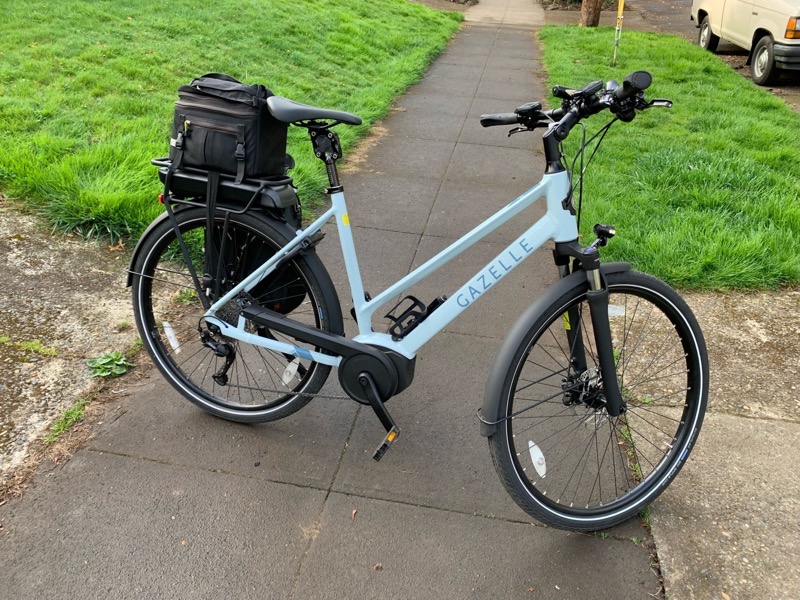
[153,158,295,206]
[152,158,302,229]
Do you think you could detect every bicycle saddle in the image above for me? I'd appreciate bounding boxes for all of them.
[267,96,362,125]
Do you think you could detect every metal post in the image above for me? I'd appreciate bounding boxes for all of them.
[612,0,625,66]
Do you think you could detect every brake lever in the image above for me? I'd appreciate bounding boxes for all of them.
[646,98,673,108]
[508,126,531,137]
[508,117,556,136]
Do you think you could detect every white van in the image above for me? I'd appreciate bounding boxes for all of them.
[691,0,800,84]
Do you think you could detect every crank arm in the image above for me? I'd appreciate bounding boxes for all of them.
[358,372,401,461]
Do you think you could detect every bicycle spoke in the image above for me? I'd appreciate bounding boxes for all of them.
[496,276,706,526]
[132,210,333,418]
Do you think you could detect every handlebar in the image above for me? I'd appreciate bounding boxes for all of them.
[479,70,664,141]
[544,106,565,120]
[613,70,652,101]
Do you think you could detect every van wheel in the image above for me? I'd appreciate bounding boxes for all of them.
[698,16,719,52]
[752,35,780,85]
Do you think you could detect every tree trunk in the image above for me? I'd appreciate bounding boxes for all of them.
[580,0,603,27]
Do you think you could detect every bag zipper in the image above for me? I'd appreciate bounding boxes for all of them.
[184,118,239,135]
[176,98,255,119]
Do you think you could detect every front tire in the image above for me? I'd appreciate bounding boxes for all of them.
[131,207,342,423]
[486,271,708,531]
[752,35,780,85]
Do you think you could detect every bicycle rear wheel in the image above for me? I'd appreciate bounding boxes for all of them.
[130,207,342,422]
[487,270,708,531]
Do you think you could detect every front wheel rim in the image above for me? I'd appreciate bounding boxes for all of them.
[503,282,704,519]
[700,24,709,47]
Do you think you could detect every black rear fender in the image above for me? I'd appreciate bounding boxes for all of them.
[126,205,302,288]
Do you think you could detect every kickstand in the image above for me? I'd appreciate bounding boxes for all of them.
[357,372,401,462]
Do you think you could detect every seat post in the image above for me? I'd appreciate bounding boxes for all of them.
[309,126,343,193]
[324,161,341,192]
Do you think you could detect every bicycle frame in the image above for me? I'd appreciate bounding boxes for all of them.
[203,169,579,364]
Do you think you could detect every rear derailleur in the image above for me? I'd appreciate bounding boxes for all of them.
[200,327,236,386]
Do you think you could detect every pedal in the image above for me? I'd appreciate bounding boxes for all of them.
[372,426,400,462]
[385,295,447,340]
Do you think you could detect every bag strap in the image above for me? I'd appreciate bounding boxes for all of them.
[204,171,221,292]
[164,125,184,200]
[160,156,211,312]
[234,125,246,184]
[170,118,185,170]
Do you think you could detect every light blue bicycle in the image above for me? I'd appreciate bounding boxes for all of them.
[128,71,708,531]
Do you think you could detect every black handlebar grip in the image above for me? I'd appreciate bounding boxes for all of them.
[613,71,652,101]
[480,113,521,128]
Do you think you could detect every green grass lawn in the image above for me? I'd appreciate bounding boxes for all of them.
[0,0,461,239]
[2,8,798,289]
[539,26,800,289]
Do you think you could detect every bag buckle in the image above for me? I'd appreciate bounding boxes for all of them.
[235,142,245,160]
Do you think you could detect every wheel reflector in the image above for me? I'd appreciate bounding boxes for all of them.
[528,440,547,478]
[162,321,181,354]
[282,358,300,385]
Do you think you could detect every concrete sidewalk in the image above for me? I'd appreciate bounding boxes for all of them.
[0,1,661,598]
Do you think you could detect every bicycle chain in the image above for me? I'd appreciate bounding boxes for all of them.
[222,382,350,401]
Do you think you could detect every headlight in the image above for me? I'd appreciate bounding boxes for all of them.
[786,17,800,39]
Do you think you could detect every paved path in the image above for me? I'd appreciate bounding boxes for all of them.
[3,2,797,599]
[1,1,662,598]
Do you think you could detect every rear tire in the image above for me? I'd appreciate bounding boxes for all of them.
[698,16,719,52]
[486,271,708,531]
[131,207,342,423]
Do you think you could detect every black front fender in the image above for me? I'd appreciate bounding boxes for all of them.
[478,262,630,437]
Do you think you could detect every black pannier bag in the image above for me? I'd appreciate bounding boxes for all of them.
[209,224,308,316]
[158,75,306,314]
[169,73,288,183]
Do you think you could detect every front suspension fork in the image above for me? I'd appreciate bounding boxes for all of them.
[585,269,625,417]
[555,235,625,417]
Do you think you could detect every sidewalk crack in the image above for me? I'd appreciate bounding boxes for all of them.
[286,404,361,600]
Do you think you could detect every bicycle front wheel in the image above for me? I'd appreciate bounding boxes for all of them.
[487,270,708,531]
[131,207,342,423]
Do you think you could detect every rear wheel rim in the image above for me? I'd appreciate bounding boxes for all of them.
[135,214,326,414]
